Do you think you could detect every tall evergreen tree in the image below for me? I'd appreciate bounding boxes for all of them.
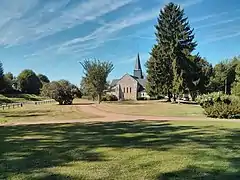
[146,45,173,100]
[0,61,5,92]
[146,2,197,100]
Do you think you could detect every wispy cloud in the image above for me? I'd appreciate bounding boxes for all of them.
[201,31,240,44]
[195,16,240,29]
[0,0,135,46]
[0,0,209,61]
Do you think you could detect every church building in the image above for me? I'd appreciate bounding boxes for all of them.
[109,54,149,100]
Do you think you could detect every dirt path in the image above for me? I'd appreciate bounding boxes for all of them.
[1,104,239,126]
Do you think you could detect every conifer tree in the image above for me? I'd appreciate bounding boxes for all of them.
[146,45,173,100]
[146,2,197,100]
[0,61,5,92]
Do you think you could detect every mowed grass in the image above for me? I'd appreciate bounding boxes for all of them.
[0,120,239,180]
[0,101,100,123]
[98,101,204,117]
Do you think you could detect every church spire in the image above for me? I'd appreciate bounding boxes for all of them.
[135,53,142,70]
[134,53,143,79]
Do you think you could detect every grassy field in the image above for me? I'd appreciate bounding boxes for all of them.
[98,101,204,117]
[0,102,100,123]
[0,120,239,179]
[0,94,47,104]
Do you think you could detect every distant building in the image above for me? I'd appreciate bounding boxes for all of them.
[109,54,149,100]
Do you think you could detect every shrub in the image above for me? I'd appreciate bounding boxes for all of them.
[102,94,118,101]
[41,80,79,105]
[196,92,240,119]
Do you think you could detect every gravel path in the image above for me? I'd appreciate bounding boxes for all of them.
[1,104,239,126]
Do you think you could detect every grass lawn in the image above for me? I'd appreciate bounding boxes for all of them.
[98,101,205,117]
[0,94,47,104]
[0,102,100,123]
[0,120,239,179]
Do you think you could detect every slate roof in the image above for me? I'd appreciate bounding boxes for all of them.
[110,79,119,87]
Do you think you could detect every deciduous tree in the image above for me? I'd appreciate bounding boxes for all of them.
[80,59,114,104]
[38,74,50,84]
[17,69,41,94]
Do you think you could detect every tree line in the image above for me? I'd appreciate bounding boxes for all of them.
[146,2,240,101]
[0,65,50,94]
[0,63,82,105]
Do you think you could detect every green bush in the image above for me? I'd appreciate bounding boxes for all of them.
[102,94,118,101]
[41,80,80,105]
[196,92,240,119]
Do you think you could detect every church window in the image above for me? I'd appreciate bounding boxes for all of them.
[123,87,125,93]
[130,87,131,93]
[127,87,128,93]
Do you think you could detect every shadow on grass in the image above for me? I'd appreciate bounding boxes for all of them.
[158,165,240,180]
[0,121,239,179]
[0,110,52,118]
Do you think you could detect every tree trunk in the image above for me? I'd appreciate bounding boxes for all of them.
[177,95,181,104]
[167,91,172,102]
[173,94,177,103]
[98,94,102,104]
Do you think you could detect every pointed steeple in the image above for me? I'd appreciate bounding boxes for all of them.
[134,53,143,79]
[135,53,142,70]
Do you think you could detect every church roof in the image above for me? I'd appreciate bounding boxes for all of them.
[137,78,147,88]
[110,79,119,87]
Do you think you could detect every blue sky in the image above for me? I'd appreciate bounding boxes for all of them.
[1,0,240,85]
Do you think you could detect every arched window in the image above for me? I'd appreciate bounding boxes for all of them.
[123,87,125,93]
[127,87,128,93]
[130,87,131,93]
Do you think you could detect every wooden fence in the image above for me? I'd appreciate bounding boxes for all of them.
[0,100,56,110]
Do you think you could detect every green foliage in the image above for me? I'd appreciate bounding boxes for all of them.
[0,61,5,92]
[196,93,240,119]
[41,80,78,105]
[188,55,213,93]
[80,59,114,103]
[17,69,42,94]
[146,45,173,99]
[38,74,50,84]
[146,2,199,100]
[71,84,82,98]
[231,61,240,96]
[2,72,15,93]
[4,72,13,80]
[209,57,240,94]
[80,77,97,100]
[232,83,240,96]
